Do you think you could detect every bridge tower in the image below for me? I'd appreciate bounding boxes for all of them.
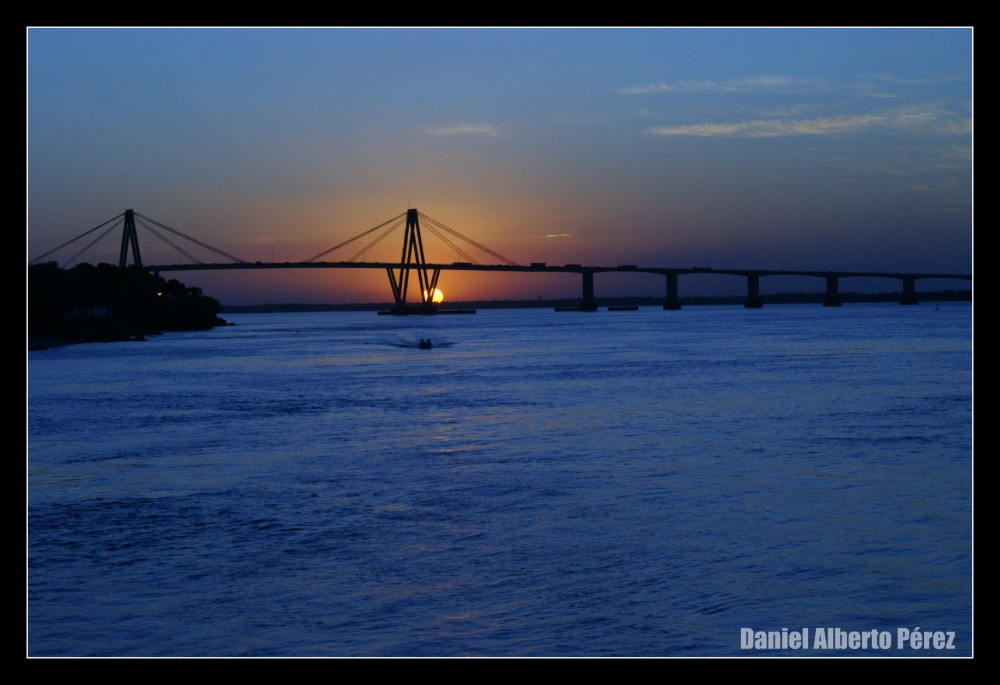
[384,209,442,314]
[118,209,142,268]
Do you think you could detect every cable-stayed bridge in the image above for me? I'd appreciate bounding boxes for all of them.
[30,208,972,312]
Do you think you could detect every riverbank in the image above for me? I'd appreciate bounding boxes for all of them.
[221,289,971,313]
[28,321,236,351]
[29,262,232,350]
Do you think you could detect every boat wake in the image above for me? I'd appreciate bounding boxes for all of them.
[387,339,455,350]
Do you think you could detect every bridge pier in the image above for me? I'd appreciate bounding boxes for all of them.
[663,273,682,310]
[554,269,598,311]
[744,274,763,308]
[823,276,842,307]
[900,276,919,305]
[581,269,597,311]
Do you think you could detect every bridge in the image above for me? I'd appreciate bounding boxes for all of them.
[30,208,972,312]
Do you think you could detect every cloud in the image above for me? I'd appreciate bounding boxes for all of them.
[616,82,676,95]
[865,72,969,86]
[942,119,972,135]
[616,75,799,95]
[427,124,502,137]
[619,73,968,98]
[533,233,573,239]
[646,105,962,138]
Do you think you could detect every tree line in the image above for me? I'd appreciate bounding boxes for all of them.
[29,262,228,345]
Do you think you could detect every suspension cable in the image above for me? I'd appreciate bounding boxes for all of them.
[29,213,125,264]
[422,223,478,264]
[345,216,406,262]
[61,222,121,267]
[32,208,523,270]
[134,212,247,263]
[135,217,204,265]
[305,211,409,262]
[418,212,521,266]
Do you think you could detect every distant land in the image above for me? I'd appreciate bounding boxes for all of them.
[222,289,972,313]
[28,262,230,350]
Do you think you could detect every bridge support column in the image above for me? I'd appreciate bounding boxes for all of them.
[118,208,142,268]
[663,273,682,310]
[382,209,442,314]
[744,274,763,308]
[823,276,842,307]
[581,270,597,311]
[900,276,919,305]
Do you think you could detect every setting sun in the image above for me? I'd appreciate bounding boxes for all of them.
[424,288,445,303]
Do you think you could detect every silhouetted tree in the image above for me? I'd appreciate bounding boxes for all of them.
[28,262,227,343]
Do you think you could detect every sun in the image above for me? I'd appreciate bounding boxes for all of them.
[424,288,445,304]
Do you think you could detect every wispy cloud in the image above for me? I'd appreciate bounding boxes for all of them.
[619,72,967,98]
[942,119,972,135]
[616,75,801,95]
[852,72,970,99]
[646,105,960,138]
[865,71,969,86]
[427,124,502,137]
[853,84,900,100]
[533,233,573,239]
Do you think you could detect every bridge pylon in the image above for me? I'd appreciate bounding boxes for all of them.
[383,209,442,314]
[118,209,142,268]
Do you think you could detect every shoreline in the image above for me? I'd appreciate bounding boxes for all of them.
[221,289,972,314]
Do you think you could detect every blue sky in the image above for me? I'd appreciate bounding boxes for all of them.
[27,27,972,304]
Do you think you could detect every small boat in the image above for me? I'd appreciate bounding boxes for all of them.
[419,339,433,349]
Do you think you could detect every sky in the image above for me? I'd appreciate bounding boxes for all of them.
[27,27,973,305]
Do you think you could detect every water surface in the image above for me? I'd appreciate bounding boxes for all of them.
[28,304,973,656]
